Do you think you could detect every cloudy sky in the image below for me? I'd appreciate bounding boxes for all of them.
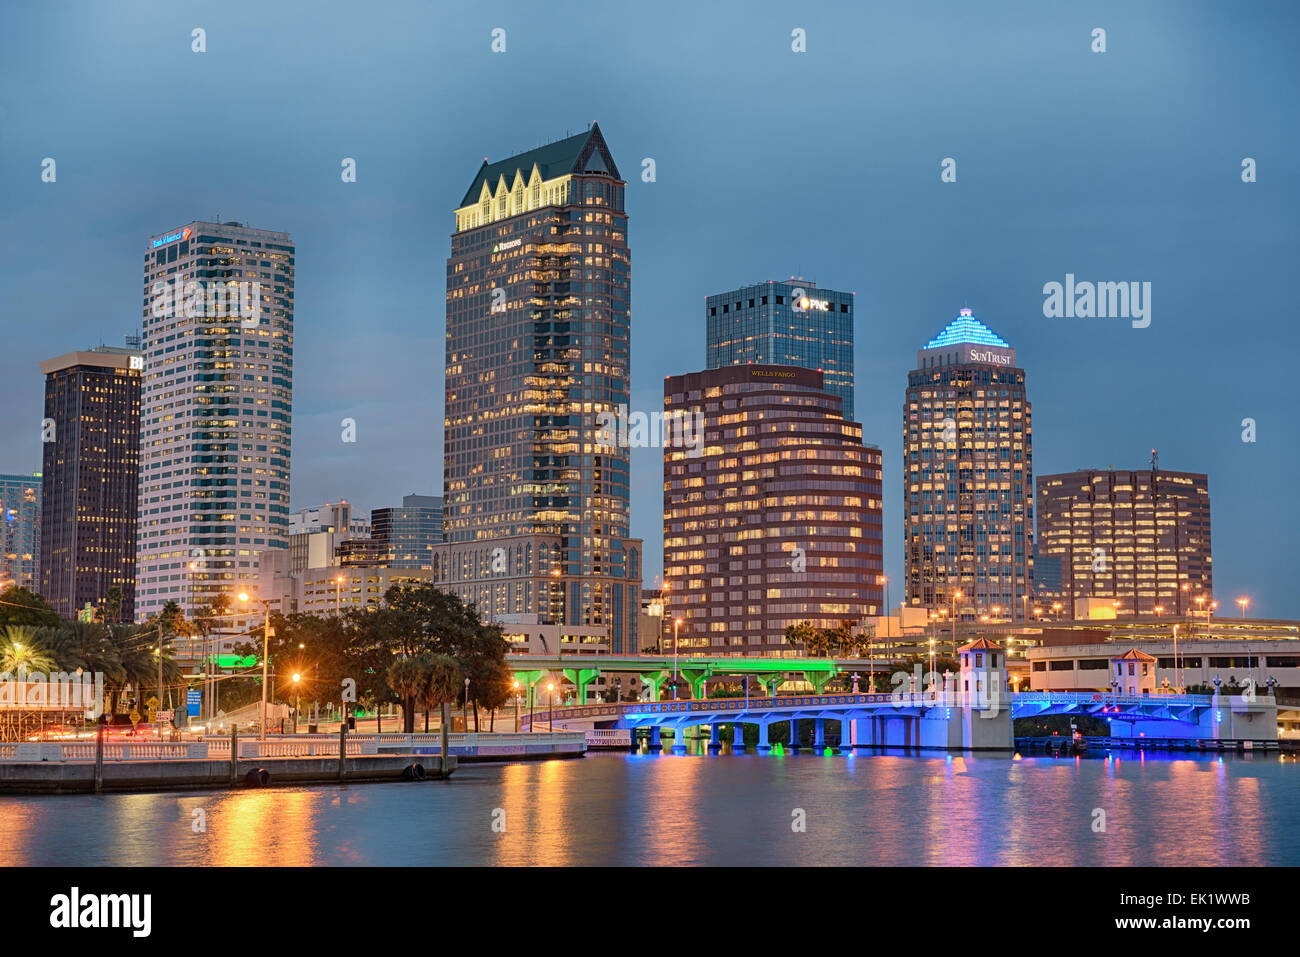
[2,1,1296,614]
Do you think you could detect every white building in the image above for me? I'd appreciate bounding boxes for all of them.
[135,221,294,620]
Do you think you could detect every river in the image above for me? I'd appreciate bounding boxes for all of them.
[1,751,1296,866]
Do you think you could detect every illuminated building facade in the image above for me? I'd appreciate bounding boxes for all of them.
[663,365,883,656]
[371,494,443,568]
[0,473,41,592]
[706,279,855,419]
[38,346,142,620]
[136,221,294,620]
[1036,467,1212,616]
[904,307,1033,621]
[442,124,641,651]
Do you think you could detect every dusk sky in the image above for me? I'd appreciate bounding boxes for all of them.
[2,1,1296,614]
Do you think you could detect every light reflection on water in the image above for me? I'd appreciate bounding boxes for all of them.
[0,751,1295,866]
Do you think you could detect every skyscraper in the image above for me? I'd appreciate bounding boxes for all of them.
[38,345,142,621]
[706,279,855,418]
[371,494,443,568]
[438,124,642,651]
[136,221,294,620]
[663,365,883,655]
[1036,467,1212,616]
[0,474,41,593]
[904,307,1033,621]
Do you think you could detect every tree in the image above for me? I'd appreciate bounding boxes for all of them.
[387,656,428,734]
[0,625,57,673]
[0,587,59,629]
[785,621,820,656]
[102,586,124,625]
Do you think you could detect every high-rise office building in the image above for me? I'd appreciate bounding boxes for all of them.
[1036,467,1212,616]
[371,494,443,569]
[38,345,142,620]
[0,474,41,592]
[904,307,1033,621]
[136,221,294,619]
[706,279,855,418]
[663,365,883,655]
[439,124,642,652]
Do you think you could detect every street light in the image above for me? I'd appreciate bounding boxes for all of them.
[237,590,273,740]
[547,681,555,734]
[1236,597,1249,619]
[673,618,682,700]
[335,575,345,618]
[512,679,521,732]
[292,672,301,733]
[950,591,961,658]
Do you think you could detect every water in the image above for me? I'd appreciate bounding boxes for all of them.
[2,751,1297,866]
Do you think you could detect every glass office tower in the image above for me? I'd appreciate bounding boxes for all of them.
[440,123,642,652]
[706,279,855,419]
[371,494,443,569]
[904,307,1033,622]
[38,346,142,621]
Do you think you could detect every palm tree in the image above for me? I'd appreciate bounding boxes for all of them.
[421,654,462,768]
[1,625,58,673]
[387,656,428,734]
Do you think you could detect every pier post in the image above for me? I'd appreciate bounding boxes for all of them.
[709,723,721,751]
[229,727,238,786]
[649,726,662,751]
[93,718,104,794]
[839,717,855,753]
[671,725,687,754]
[731,723,743,752]
[813,718,826,749]
[789,718,799,752]
[757,722,770,753]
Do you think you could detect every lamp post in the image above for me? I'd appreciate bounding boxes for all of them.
[1236,597,1249,619]
[547,681,555,734]
[928,638,936,695]
[335,574,345,618]
[237,591,272,740]
[673,618,681,700]
[292,672,301,733]
[463,676,471,731]
[950,590,961,658]
[512,680,521,732]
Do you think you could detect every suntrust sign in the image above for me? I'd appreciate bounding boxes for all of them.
[969,348,1014,366]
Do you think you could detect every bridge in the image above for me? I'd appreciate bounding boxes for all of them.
[519,689,1278,752]
[504,653,863,705]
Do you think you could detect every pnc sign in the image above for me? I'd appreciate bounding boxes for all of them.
[790,287,830,312]
[152,227,192,249]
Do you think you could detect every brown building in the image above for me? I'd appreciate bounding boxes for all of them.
[1036,467,1212,616]
[38,346,141,621]
[663,365,883,656]
[904,307,1034,621]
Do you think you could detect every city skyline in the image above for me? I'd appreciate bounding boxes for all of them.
[2,3,1296,617]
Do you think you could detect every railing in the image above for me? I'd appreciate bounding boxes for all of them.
[0,732,588,762]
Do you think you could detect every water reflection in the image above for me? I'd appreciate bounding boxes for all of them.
[0,751,1295,866]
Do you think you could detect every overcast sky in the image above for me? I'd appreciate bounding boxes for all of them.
[2,1,1296,615]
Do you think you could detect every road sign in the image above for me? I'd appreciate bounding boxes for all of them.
[129,709,141,727]
[156,710,174,723]
[186,689,202,716]
[146,695,160,709]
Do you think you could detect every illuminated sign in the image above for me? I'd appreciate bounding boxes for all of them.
[968,348,1015,366]
[751,369,798,379]
[492,238,522,252]
[151,227,192,249]
[129,355,143,371]
[790,287,830,312]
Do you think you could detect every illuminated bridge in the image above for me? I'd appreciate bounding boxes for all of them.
[519,690,1277,751]
[504,654,854,705]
